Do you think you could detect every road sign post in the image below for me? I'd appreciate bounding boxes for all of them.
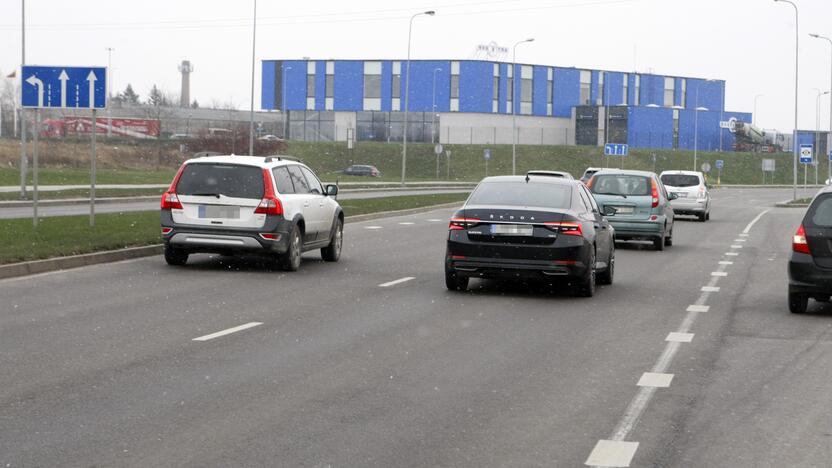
[22,65,107,227]
[483,148,491,177]
[435,143,444,180]
[715,159,724,187]
[446,150,452,180]
[800,144,813,191]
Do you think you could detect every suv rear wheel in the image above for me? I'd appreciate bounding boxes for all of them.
[279,224,302,271]
[788,286,809,314]
[445,265,469,291]
[164,245,188,266]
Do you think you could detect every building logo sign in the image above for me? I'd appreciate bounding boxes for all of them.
[476,42,509,58]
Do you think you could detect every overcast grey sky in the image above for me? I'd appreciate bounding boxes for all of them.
[2,0,831,132]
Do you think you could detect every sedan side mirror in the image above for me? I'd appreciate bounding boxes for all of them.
[325,184,339,196]
[602,206,618,216]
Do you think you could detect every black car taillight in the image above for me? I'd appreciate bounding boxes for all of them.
[449,217,480,230]
[793,224,810,254]
[544,221,583,236]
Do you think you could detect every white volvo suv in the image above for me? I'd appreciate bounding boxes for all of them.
[659,170,711,221]
[160,155,343,270]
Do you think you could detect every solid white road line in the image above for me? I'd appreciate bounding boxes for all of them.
[637,372,674,388]
[686,305,710,313]
[586,440,639,467]
[378,276,415,287]
[193,322,263,342]
[719,261,733,265]
[701,286,720,292]
[666,332,694,343]
[711,271,728,277]
[364,226,384,230]
[742,209,771,234]
[725,252,740,256]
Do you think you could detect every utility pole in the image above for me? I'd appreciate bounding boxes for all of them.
[105,47,114,138]
[248,0,257,156]
[20,0,27,199]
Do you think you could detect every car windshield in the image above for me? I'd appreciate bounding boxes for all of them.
[468,181,571,209]
[176,163,264,199]
[661,174,700,187]
[591,174,651,196]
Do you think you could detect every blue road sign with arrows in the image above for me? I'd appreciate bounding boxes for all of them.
[21,66,106,109]
[604,143,629,156]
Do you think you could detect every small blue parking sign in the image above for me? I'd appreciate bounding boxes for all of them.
[828,150,832,162]
[715,159,724,169]
[799,144,813,164]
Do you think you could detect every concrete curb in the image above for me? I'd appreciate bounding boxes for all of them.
[774,199,810,208]
[0,201,462,280]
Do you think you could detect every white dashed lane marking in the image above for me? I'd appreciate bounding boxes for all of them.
[426,218,443,222]
[718,261,733,265]
[378,276,415,288]
[637,372,674,388]
[701,286,720,292]
[730,245,743,249]
[711,271,728,277]
[192,322,263,342]
[398,222,415,225]
[686,305,710,313]
[364,226,383,230]
[725,252,739,256]
[666,332,694,343]
[586,440,639,467]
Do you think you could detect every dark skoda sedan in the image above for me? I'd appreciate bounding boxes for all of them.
[445,175,616,297]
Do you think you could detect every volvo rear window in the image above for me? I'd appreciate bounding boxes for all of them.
[807,195,832,227]
[176,163,264,199]
[661,174,700,187]
[467,181,571,209]
[591,174,651,196]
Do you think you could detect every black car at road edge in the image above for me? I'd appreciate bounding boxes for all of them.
[789,185,832,313]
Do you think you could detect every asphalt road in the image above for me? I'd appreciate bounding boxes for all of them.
[0,188,471,219]
[2,187,830,467]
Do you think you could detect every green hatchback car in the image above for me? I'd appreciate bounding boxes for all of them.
[587,169,677,251]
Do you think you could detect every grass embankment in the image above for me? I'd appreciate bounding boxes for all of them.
[1,136,814,187]
[0,188,166,201]
[0,192,468,264]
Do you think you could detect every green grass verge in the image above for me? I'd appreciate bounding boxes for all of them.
[0,192,468,265]
[0,188,166,201]
[0,167,175,186]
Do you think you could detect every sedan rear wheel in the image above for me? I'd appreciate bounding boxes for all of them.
[789,287,809,314]
[576,250,596,297]
[597,245,614,286]
[445,266,469,291]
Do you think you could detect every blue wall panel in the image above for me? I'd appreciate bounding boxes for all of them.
[628,106,674,149]
[605,72,624,106]
[686,78,724,112]
[532,66,548,116]
[553,67,580,118]
[315,61,326,110]
[674,78,684,107]
[398,60,449,112]
[381,60,392,112]
[460,61,491,113]
[261,60,276,110]
[333,61,363,111]
[282,60,308,111]
[677,109,721,151]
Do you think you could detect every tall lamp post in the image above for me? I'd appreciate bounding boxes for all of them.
[431,67,442,144]
[511,38,534,175]
[810,33,832,182]
[282,66,292,139]
[401,10,435,186]
[753,94,764,126]
[775,0,799,200]
[105,47,114,138]
[248,0,257,156]
[20,0,26,199]
[815,89,829,185]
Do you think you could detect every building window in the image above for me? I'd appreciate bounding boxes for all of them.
[673,109,680,148]
[506,65,513,113]
[547,68,553,116]
[634,75,640,106]
[325,61,334,110]
[597,72,605,106]
[493,63,500,114]
[580,70,591,106]
[622,73,628,105]
[520,65,532,115]
[450,61,460,112]
[392,61,401,111]
[363,61,381,111]
[664,77,675,107]
[306,61,316,110]
[681,78,687,108]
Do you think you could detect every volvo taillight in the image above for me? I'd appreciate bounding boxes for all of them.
[253,168,283,216]
[793,224,811,254]
[160,192,182,210]
[449,217,479,230]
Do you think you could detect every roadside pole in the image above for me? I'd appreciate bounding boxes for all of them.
[32,109,38,227]
[446,149,451,180]
[91,108,97,226]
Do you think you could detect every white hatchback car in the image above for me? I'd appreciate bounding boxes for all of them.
[659,170,711,221]
[160,155,343,270]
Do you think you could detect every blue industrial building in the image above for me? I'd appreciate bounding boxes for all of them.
[261,59,752,151]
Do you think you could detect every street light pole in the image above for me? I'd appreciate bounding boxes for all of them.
[401,10,435,186]
[431,67,442,144]
[815,90,829,185]
[810,33,832,182]
[511,38,534,175]
[775,0,799,200]
[753,94,764,126]
[20,0,26,199]
[248,0,257,156]
[105,47,114,138]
